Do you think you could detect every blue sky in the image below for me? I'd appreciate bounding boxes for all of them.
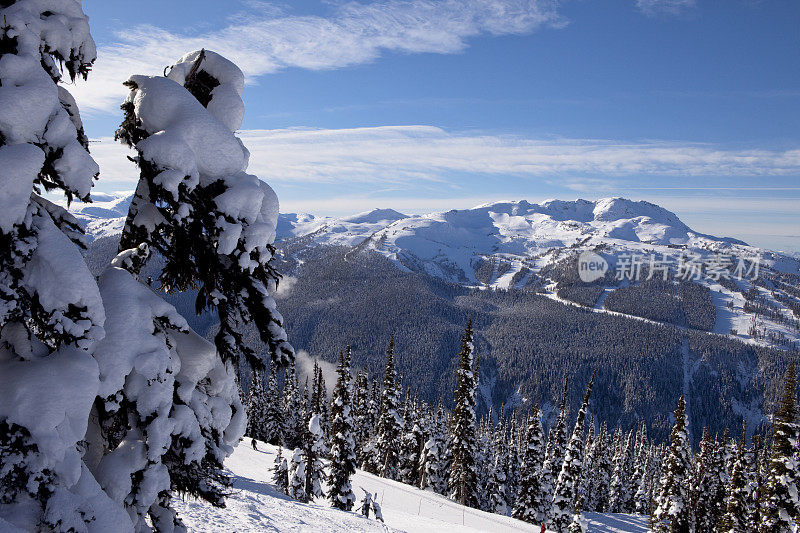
[74,0,800,251]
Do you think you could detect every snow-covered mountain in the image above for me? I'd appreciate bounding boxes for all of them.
[72,194,800,352]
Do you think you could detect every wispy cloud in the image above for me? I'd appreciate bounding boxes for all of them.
[71,0,564,114]
[89,125,800,186]
[635,0,695,17]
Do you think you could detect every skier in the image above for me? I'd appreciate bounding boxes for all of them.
[251,438,258,451]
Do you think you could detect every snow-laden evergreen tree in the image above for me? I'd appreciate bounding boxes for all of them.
[418,403,449,494]
[475,417,494,511]
[720,422,748,533]
[0,3,134,530]
[376,335,402,480]
[632,425,653,513]
[311,360,329,439]
[712,427,732,523]
[582,422,603,512]
[505,416,522,511]
[593,424,613,512]
[115,49,293,373]
[487,419,510,515]
[448,319,479,508]
[289,448,308,502]
[652,395,693,533]
[513,405,547,524]
[91,50,302,531]
[327,348,357,511]
[741,433,759,531]
[551,372,594,531]
[759,362,800,533]
[548,377,570,475]
[692,427,719,532]
[607,430,634,513]
[352,370,372,461]
[246,368,267,440]
[91,244,246,532]
[272,446,289,495]
[264,362,285,445]
[398,400,426,487]
[283,361,305,449]
[304,413,326,501]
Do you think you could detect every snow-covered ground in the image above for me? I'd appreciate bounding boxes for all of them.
[173,441,648,532]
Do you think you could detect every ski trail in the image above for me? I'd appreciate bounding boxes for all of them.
[593,287,614,310]
[681,336,692,441]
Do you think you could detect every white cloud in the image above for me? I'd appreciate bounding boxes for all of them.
[635,0,695,17]
[89,125,800,190]
[71,0,564,114]
[238,126,800,181]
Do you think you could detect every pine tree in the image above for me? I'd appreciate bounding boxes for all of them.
[0,3,124,529]
[551,372,594,531]
[760,362,800,533]
[399,401,426,487]
[487,420,510,515]
[594,424,613,512]
[419,403,449,494]
[692,427,719,532]
[283,362,305,449]
[273,446,289,495]
[327,348,357,511]
[608,430,634,513]
[289,448,308,502]
[652,395,693,533]
[352,370,372,461]
[376,335,403,479]
[304,413,325,501]
[116,49,293,372]
[263,363,285,445]
[246,368,267,441]
[513,405,547,524]
[448,319,479,508]
[720,422,748,533]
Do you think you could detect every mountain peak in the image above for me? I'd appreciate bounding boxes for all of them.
[338,208,408,225]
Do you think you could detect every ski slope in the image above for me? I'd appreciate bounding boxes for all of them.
[172,441,648,532]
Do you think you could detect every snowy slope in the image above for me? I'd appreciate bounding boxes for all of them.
[173,441,648,532]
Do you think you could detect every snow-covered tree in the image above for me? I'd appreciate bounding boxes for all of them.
[513,405,547,524]
[487,420,510,515]
[283,361,305,449]
[448,319,479,508]
[551,372,594,531]
[115,49,293,372]
[720,423,748,533]
[246,368,267,440]
[273,446,289,495]
[289,448,308,502]
[692,427,719,532]
[418,403,449,494]
[263,362,285,445]
[608,430,634,513]
[652,395,693,533]
[760,362,800,533]
[0,2,129,530]
[327,348,357,511]
[304,413,326,501]
[375,335,402,479]
[398,400,426,487]
[352,370,372,461]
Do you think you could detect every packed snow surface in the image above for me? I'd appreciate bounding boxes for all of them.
[173,441,648,532]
